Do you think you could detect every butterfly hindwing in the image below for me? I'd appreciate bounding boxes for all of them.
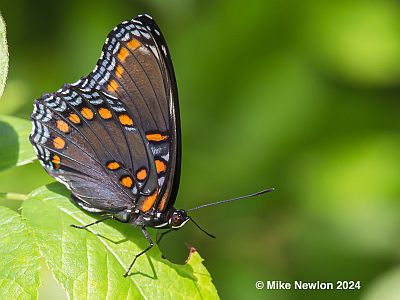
[30,87,149,211]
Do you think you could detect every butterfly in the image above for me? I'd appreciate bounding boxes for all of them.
[30,14,273,277]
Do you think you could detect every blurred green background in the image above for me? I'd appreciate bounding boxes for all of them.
[1,0,400,299]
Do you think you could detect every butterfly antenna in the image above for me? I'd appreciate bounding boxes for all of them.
[187,187,275,212]
[189,217,216,239]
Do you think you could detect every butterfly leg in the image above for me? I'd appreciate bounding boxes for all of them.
[124,226,153,277]
[70,215,113,229]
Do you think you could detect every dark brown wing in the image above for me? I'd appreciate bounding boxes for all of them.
[30,14,181,214]
[30,88,146,212]
[83,14,181,213]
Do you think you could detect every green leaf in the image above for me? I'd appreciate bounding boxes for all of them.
[0,206,40,300]
[0,193,28,213]
[363,267,400,300]
[0,13,8,98]
[22,183,219,300]
[0,115,35,171]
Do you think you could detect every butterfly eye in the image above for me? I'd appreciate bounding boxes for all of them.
[170,210,188,228]
[171,212,181,226]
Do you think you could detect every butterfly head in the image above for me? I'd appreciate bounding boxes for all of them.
[157,208,214,239]
[168,209,190,229]
[162,208,216,238]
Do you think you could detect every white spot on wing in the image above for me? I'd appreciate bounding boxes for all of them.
[161,45,167,56]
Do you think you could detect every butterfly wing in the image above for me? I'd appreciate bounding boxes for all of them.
[84,14,181,213]
[30,14,181,215]
[30,89,145,212]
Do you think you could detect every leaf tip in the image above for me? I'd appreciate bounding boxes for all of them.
[185,245,199,263]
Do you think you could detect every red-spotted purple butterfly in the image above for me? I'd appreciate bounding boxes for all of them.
[30,14,273,277]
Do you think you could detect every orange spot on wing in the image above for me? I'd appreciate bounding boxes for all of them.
[120,175,133,188]
[141,189,158,212]
[155,159,167,174]
[81,107,94,120]
[127,38,141,51]
[118,47,129,61]
[136,168,147,181]
[53,137,65,149]
[52,155,60,164]
[146,133,168,142]
[107,80,119,92]
[107,161,120,170]
[98,108,112,119]
[118,114,134,126]
[158,193,168,212]
[56,120,70,133]
[69,113,81,124]
[52,155,61,169]
[115,64,124,78]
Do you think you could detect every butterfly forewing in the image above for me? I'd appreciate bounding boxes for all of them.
[84,15,180,212]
